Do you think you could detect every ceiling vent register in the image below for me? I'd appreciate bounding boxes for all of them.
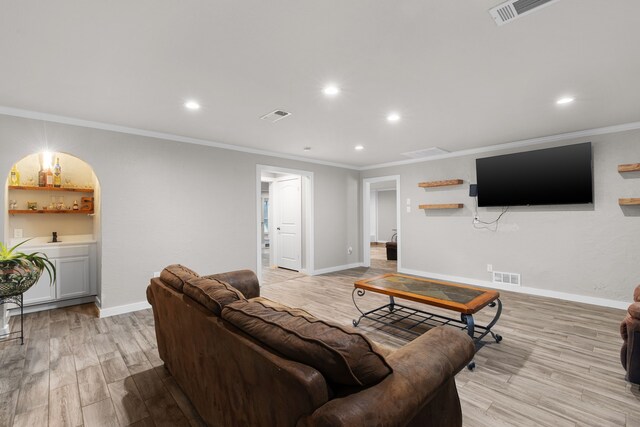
[401,147,450,159]
[489,0,561,26]
[260,110,291,123]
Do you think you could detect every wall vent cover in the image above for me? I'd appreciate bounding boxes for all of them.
[401,147,450,159]
[489,0,561,26]
[492,271,521,286]
[260,109,291,123]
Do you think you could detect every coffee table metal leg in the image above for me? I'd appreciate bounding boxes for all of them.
[461,313,475,339]
[352,288,365,326]
[389,296,395,312]
[486,299,503,343]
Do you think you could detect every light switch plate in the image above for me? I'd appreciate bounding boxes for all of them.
[406,206,411,213]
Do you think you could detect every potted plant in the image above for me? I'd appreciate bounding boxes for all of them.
[0,239,56,298]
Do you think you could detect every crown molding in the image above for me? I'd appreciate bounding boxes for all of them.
[359,121,640,171]
[0,105,359,170]
[1,105,639,172]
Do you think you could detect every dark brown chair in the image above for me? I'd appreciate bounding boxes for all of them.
[621,285,640,384]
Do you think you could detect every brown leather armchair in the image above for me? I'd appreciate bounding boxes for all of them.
[621,285,640,384]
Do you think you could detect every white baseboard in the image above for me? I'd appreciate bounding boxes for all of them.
[312,263,364,275]
[99,301,151,318]
[398,267,629,310]
[7,296,98,316]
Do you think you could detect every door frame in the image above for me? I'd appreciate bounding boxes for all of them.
[256,165,314,280]
[362,175,401,268]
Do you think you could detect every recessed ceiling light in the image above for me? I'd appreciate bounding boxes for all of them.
[355,145,364,151]
[323,85,340,96]
[556,97,575,105]
[303,147,311,151]
[184,100,201,110]
[387,113,401,122]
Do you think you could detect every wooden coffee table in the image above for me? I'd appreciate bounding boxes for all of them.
[352,273,502,369]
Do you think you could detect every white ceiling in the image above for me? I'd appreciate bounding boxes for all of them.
[1,1,639,167]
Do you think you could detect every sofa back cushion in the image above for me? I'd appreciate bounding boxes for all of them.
[222,298,392,387]
[160,264,199,292]
[184,277,246,316]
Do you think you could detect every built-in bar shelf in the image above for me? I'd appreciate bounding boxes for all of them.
[8,185,94,193]
[419,204,464,210]
[619,198,640,206]
[9,209,94,215]
[618,164,640,173]
[418,179,464,188]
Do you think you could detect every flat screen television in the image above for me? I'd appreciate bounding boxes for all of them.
[476,142,593,207]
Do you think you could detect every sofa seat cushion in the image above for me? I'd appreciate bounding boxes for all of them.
[160,264,199,292]
[184,277,246,315]
[222,298,392,387]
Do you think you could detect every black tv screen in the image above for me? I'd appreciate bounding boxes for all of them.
[476,142,593,207]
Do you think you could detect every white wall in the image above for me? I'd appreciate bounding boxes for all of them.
[376,190,397,242]
[362,130,640,304]
[0,114,360,309]
[369,191,377,242]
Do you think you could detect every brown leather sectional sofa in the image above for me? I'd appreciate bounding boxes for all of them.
[146,265,475,427]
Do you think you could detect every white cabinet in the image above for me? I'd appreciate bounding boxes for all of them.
[57,257,90,299]
[21,244,96,307]
[23,269,57,305]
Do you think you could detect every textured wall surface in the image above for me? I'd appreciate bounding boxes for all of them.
[362,131,640,303]
[0,114,360,309]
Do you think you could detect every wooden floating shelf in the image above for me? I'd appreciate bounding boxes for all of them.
[619,198,640,206]
[8,209,94,215]
[419,204,464,210]
[618,164,640,173]
[8,185,94,193]
[418,179,464,188]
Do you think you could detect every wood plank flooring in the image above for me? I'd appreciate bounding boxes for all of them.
[1,246,638,426]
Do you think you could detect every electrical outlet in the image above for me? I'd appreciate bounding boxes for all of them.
[473,216,479,224]
[406,206,411,213]
[14,229,23,238]
[347,246,353,255]
[406,198,411,205]
[487,264,493,272]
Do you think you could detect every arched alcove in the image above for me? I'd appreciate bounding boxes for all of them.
[2,151,102,331]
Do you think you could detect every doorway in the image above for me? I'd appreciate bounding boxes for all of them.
[362,176,400,270]
[256,165,314,281]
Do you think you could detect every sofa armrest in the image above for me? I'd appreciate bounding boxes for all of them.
[202,269,260,299]
[297,326,474,427]
[626,320,640,384]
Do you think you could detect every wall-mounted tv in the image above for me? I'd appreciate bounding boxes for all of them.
[476,142,593,207]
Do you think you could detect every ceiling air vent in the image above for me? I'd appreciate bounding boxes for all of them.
[401,147,450,159]
[260,109,291,123]
[489,0,561,26]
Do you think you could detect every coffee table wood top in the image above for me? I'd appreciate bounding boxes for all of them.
[354,273,500,315]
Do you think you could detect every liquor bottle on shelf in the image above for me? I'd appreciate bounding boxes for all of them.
[53,157,62,187]
[46,168,54,187]
[38,160,46,187]
[9,165,20,185]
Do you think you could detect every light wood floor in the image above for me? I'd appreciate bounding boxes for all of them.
[1,246,638,426]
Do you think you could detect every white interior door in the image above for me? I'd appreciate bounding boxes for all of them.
[274,176,302,271]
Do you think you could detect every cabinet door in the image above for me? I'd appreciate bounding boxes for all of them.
[57,257,90,300]
[23,265,57,305]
